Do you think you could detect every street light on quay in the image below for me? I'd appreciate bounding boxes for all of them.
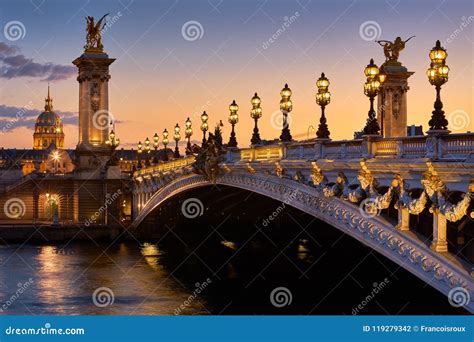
[427,40,450,133]
[174,123,181,158]
[200,111,209,146]
[315,72,331,140]
[227,100,239,148]
[250,93,262,145]
[162,129,169,161]
[185,117,193,155]
[362,58,385,136]
[279,83,293,142]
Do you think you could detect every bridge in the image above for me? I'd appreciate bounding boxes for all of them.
[131,133,474,313]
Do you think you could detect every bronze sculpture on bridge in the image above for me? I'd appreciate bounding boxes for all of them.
[376,36,415,63]
[85,14,109,51]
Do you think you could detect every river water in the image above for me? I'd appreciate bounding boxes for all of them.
[0,238,464,315]
[0,242,211,315]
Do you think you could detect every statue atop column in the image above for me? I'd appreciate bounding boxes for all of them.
[376,36,415,65]
[374,36,415,138]
[84,14,109,52]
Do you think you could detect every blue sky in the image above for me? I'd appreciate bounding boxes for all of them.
[0,0,472,148]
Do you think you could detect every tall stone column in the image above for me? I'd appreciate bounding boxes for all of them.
[72,51,115,172]
[377,62,414,138]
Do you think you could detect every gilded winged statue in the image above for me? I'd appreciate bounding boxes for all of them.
[85,14,109,51]
[376,36,415,62]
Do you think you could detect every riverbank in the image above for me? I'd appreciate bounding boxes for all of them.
[0,224,123,243]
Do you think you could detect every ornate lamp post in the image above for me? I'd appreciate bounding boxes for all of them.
[250,93,262,145]
[153,133,159,163]
[227,100,239,147]
[162,129,169,161]
[144,137,151,166]
[279,83,293,142]
[185,117,193,155]
[137,141,142,169]
[106,129,120,147]
[315,73,331,139]
[362,59,385,136]
[174,123,181,158]
[200,111,209,146]
[427,40,450,133]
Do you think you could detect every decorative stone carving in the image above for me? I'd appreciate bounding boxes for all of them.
[294,171,304,183]
[310,162,327,187]
[323,172,345,198]
[275,162,284,178]
[439,179,473,222]
[192,133,224,183]
[90,82,100,111]
[246,163,256,174]
[394,174,428,215]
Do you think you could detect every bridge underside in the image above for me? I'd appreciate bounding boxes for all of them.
[133,172,474,313]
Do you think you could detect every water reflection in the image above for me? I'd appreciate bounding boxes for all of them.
[0,242,210,315]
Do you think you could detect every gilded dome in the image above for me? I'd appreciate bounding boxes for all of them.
[36,111,62,126]
[33,86,65,150]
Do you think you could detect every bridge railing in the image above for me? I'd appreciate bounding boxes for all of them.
[228,133,474,163]
[133,155,195,178]
[135,133,474,176]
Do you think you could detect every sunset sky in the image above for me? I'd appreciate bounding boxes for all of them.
[0,0,472,149]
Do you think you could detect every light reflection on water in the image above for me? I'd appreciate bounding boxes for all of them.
[0,242,210,315]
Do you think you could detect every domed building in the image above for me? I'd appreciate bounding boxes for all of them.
[33,86,65,150]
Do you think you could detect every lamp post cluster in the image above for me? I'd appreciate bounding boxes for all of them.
[133,40,453,170]
[136,117,193,169]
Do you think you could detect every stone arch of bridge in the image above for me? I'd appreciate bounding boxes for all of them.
[132,172,474,313]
